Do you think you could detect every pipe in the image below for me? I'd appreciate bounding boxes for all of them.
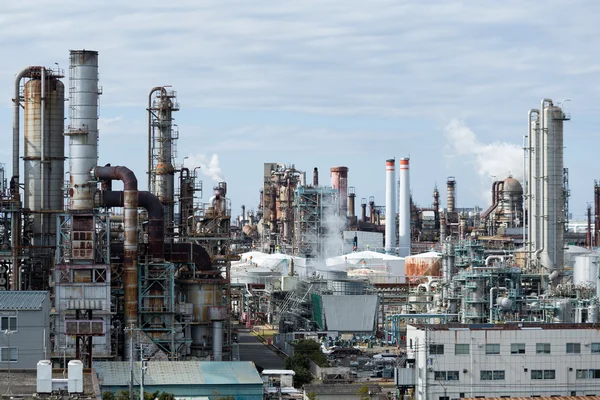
[101,190,164,260]
[13,67,32,180]
[527,109,540,269]
[212,321,223,361]
[40,68,46,246]
[540,99,552,271]
[148,87,167,190]
[313,167,318,187]
[93,166,138,327]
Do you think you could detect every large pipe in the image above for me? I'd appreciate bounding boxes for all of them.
[348,186,356,218]
[101,190,164,259]
[385,159,396,253]
[212,321,223,361]
[528,109,540,269]
[13,67,33,180]
[93,166,138,327]
[68,50,99,210]
[40,68,46,245]
[595,182,600,247]
[361,198,367,223]
[399,158,411,257]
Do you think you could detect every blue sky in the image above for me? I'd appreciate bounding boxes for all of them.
[1,1,599,220]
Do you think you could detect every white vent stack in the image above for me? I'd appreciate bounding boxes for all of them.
[67,50,100,210]
[37,360,53,394]
[68,359,84,393]
[398,158,411,257]
[384,159,396,253]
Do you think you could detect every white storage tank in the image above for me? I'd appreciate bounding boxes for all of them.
[573,254,598,286]
[68,360,84,393]
[37,360,53,394]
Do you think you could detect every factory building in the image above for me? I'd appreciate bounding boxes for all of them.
[397,323,600,400]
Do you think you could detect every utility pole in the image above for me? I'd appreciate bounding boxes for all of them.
[125,324,135,400]
[3,329,14,395]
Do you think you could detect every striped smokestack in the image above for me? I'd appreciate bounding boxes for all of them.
[398,158,411,257]
[385,159,396,253]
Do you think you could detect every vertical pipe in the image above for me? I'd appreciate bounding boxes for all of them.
[595,182,600,247]
[399,158,411,257]
[40,68,46,246]
[361,198,367,223]
[67,50,99,210]
[147,87,166,190]
[313,167,318,187]
[385,159,396,253]
[348,187,356,218]
[212,321,223,361]
[528,109,540,269]
[587,205,592,250]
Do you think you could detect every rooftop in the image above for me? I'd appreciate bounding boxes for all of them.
[410,323,600,331]
[303,383,382,395]
[0,291,48,310]
[95,361,263,386]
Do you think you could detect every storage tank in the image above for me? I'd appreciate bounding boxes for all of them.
[573,254,598,286]
[37,360,53,394]
[405,252,442,281]
[24,73,65,246]
[588,304,599,323]
[68,360,84,393]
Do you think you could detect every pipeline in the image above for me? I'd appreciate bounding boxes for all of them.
[93,166,138,327]
[101,190,164,260]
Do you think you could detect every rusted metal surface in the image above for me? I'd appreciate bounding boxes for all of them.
[94,166,138,327]
[330,166,349,214]
[405,254,442,279]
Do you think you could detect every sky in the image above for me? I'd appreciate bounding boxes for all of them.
[1,1,599,221]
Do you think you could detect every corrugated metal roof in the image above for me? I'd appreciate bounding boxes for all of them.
[0,291,48,310]
[95,361,263,386]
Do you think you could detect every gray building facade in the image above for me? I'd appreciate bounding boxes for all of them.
[0,291,50,369]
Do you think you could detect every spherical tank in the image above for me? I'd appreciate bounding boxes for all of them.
[573,254,598,285]
[24,77,65,245]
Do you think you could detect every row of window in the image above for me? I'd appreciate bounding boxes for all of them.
[434,370,556,381]
[0,347,17,362]
[0,316,17,332]
[430,342,600,355]
[576,369,600,379]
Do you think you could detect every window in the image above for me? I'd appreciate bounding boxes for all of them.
[0,347,17,362]
[536,343,551,354]
[455,344,470,355]
[577,369,600,379]
[430,344,444,355]
[0,316,17,332]
[511,343,525,354]
[481,370,505,381]
[591,343,600,353]
[567,343,581,354]
[532,370,555,380]
[485,344,500,355]
[434,371,459,381]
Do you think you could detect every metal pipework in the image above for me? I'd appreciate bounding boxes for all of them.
[67,50,100,210]
[13,67,34,181]
[93,166,138,327]
[385,159,396,254]
[100,190,164,260]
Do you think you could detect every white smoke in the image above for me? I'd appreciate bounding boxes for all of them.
[444,119,523,205]
[319,196,346,261]
[184,153,225,182]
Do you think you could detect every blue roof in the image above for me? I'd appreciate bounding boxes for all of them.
[0,291,48,310]
[95,361,263,386]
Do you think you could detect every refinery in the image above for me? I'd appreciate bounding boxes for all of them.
[0,49,599,400]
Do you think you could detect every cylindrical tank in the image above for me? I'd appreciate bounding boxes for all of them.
[573,254,598,285]
[405,252,442,281]
[501,177,523,227]
[588,304,599,323]
[541,104,566,273]
[399,158,411,257]
[24,75,65,245]
[67,360,84,393]
[67,50,99,210]
[37,360,53,394]
[385,159,396,253]
[330,166,349,216]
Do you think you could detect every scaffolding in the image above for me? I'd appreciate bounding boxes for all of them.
[293,186,339,258]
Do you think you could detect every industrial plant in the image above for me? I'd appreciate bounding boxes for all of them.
[1,49,599,400]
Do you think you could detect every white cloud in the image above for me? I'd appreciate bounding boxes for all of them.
[184,154,225,183]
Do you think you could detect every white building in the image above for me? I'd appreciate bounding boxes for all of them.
[397,323,600,400]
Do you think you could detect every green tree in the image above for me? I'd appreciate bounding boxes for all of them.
[306,392,318,400]
[357,385,371,400]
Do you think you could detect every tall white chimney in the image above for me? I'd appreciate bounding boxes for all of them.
[385,159,396,253]
[398,158,411,257]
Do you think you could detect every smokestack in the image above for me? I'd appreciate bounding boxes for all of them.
[67,50,99,210]
[369,196,375,224]
[398,158,411,257]
[331,166,349,216]
[348,186,356,218]
[595,182,600,247]
[313,167,319,186]
[385,159,396,253]
[447,177,456,214]
[361,198,367,223]
[587,205,592,250]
